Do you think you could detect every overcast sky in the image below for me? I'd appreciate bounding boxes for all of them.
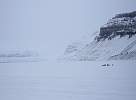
[0,0,136,58]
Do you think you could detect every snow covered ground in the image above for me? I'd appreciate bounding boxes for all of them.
[0,60,136,100]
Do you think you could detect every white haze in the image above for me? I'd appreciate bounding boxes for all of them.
[0,0,136,59]
[0,1,136,100]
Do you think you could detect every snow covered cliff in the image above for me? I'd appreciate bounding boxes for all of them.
[63,11,136,61]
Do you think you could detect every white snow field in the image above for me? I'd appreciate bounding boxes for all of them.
[0,60,136,100]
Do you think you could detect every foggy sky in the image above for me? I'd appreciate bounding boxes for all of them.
[0,0,136,58]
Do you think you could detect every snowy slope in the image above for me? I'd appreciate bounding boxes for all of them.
[63,32,99,60]
[109,38,136,60]
[63,11,136,61]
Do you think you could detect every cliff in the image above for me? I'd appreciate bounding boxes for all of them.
[63,11,136,61]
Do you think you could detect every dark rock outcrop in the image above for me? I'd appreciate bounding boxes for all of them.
[96,11,136,41]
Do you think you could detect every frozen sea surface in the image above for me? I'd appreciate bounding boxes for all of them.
[0,59,136,100]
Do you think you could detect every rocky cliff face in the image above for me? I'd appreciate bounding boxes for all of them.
[63,11,136,61]
[96,11,136,41]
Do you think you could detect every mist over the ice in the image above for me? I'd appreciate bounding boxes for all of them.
[0,0,136,58]
[0,1,136,100]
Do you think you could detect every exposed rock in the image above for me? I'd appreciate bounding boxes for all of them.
[96,11,136,41]
[63,11,136,61]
